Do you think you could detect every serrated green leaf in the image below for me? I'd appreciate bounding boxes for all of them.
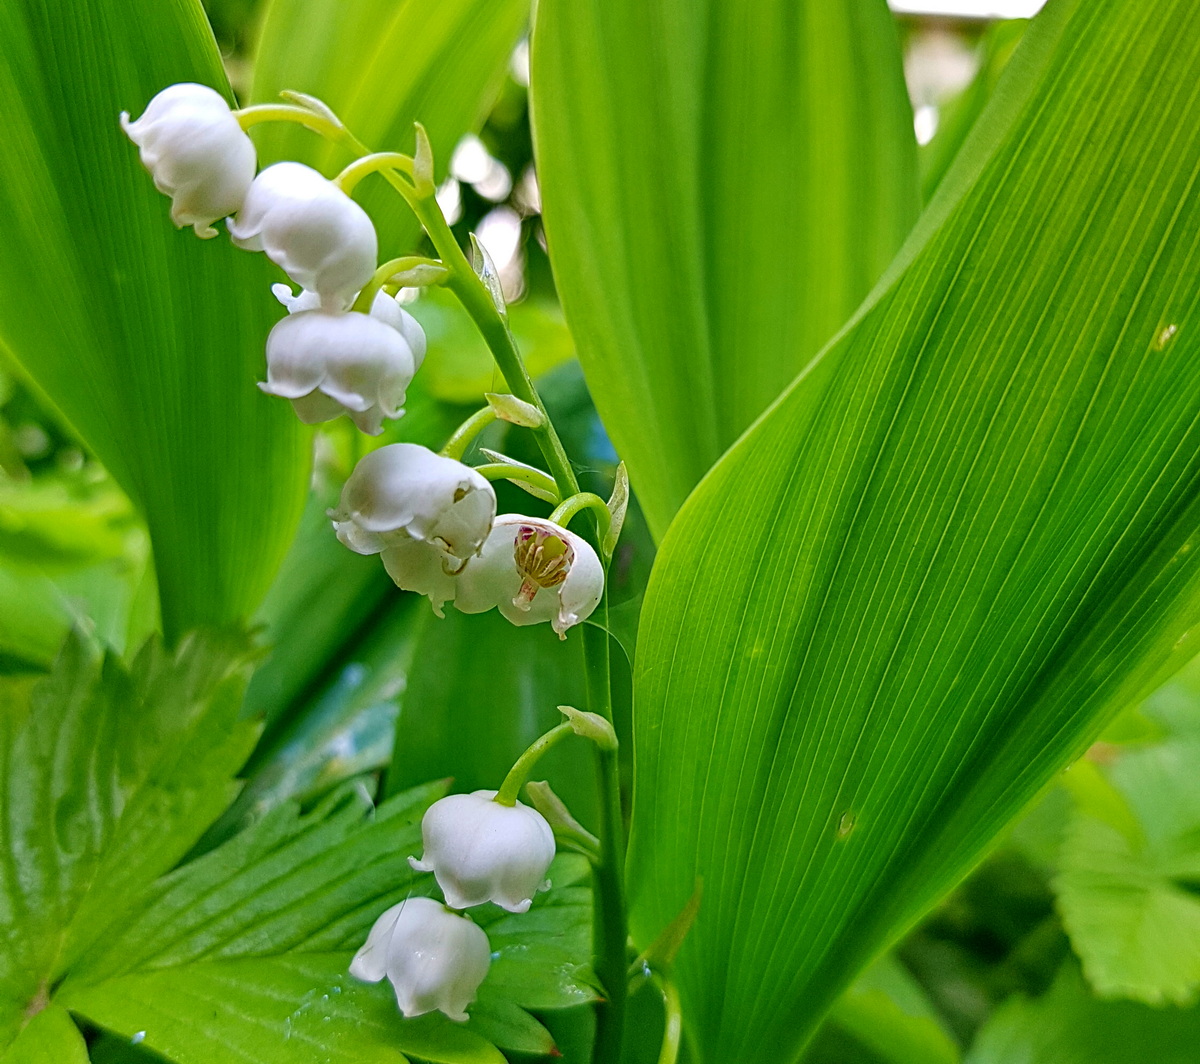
[0,1006,86,1064]
[1055,737,1200,1006]
[626,0,1200,1058]
[0,0,309,639]
[477,867,597,1011]
[531,0,919,538]
[63,955,412,1064]
[250,0,526,255]
[0,629,258,1047]
[965,963,1200,1064]
[59,814,585,1064]
[64,783,446,989]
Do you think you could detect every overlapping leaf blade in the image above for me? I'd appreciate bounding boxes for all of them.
[626,0,1200,1059]
[251,0,526,253]
[0,0,309,639]
[531,0,919,539]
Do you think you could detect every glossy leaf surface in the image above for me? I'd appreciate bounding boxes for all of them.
[0,630,259,1047]
[0,0,309,639]
[627,1,1200,1058]
[531,0,919,538]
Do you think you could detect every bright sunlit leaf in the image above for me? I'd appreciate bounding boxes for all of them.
[0,0,309,639]
[626,0,1200,1057]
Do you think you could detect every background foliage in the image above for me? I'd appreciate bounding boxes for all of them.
[3,0,1200,1063]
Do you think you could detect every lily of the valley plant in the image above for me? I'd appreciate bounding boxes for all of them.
[3,2,1200,1064]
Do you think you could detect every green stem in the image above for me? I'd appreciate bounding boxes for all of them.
[401,191,579,501]
[474,462,560,502]
[355,124,625,1062]
[334,151,414,195]
[233,104,370,155]
[495,723,575,807]
[352,256,447,314]
[550,492,612,544]
[585,608,627,1064]
[440,407,498,461]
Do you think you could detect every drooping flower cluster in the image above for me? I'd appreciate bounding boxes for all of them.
[331,445,604,637]
[121,85,419,435]
[124,82,608,1025]
[350,786,558,1019]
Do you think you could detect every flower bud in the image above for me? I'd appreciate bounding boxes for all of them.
[259,310,415,434]
[229,162,377,311]
[120,83,257,238]
[455,515,604,638]
[349,896,490,1021]
[330,444,496,613]
[409,791,556,913]
[273,283,426,370]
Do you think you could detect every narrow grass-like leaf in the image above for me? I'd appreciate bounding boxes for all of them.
[0,0,309,639]
[627,0,1200,1058]
[531,0,919,538]
[251,0,526,254]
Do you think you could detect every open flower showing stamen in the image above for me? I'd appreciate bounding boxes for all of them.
[120,83,257,238]
[349,896,490,1021]
[409,790,556,913]
[260,310,416,434]
[330,444,496,614]
[229,162,376,311]
[455,515,604,638]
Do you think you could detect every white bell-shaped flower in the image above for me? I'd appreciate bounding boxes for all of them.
[329,444,496,614]
[455,515,604,638]
[229,162,377,311]
[120,83,257,238]
[259,310,415,434]
[349,896,490,1021]
[409,790,556,913]
[272,283,426,370]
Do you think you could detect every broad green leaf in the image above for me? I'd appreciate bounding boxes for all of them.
[1055,737,1200,1006]
[63,784,444,988]
[465,998,557,1057]
[531,0,919,539]
[0,0,309,639]
[965,963,1200,1064]
[60,798,585,1064]
[626,0,1200,1059]
[64,956,413,1064]
[386,607,597,826]
[475,854,598,1012]
[0,629,258,1047]
[819,956,960,1064]
[0,1006,86,1064]
[250,0,526,254]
